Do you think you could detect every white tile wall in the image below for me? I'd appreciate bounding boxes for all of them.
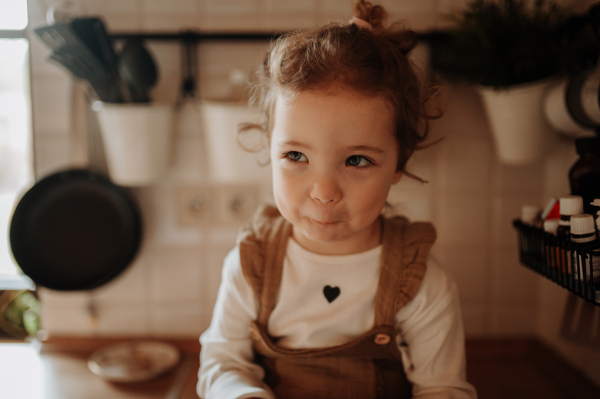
[379,0,437,15]
[150,304,205,336]
[84,0,142,15]
[147,246,203,303]
[437,138,494,190]
[33,135,72,178]
[460,301,489,336]
[96,304,149,334]
[320,0,353,15]
[204,0,259,15]
[31,78,72,135]
[144,0,199,15]
[437,192,491,246]
[264,0,317,13]
[95,268,148,307]
[40,308,97,335]
[492,162,545,197]
[489,302,539,336]
[441,244,489,303]
[490,245,541,303]
[27,1,600,385]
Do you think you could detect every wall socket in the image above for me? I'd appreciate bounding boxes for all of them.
[215,184,260,226]
[176,185,216,226]
[176,184,259,226]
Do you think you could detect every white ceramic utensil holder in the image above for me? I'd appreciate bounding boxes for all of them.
[201,101,270,183]
[479,79,557,166]
[94,102,174,186]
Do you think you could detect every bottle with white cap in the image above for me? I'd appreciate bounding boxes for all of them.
[556,196,584,275]
[590,199,600,238]
[589,199,600,296]
[570,214,600,284]
[543,219,560,235]
[557,196,584,236]
[543,219,560,269]
[521,205,542,227]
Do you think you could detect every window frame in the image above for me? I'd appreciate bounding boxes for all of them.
[0,25,34,290]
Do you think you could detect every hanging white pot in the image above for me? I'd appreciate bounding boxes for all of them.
[200,100,271,183]
[478,79,558,166]
[93,102,174,186]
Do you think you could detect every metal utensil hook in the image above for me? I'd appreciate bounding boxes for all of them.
[180,32,198,99]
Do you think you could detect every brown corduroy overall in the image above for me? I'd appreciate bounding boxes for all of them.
[238,205,437,399]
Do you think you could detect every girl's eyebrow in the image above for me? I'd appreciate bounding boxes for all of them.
[278,140,312,150]
[278,142,386,154]
[348,145,384,154]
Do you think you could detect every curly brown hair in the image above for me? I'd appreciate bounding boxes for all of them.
[239,0,441,182]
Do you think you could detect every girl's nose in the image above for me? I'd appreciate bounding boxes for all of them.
[309,175,342,203]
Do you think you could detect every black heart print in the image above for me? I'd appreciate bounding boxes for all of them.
[323,285,340,303]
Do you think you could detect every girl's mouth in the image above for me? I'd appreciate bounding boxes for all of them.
[312,219,339,226]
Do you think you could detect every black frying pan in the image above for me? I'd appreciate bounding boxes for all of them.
[9,169,142,291]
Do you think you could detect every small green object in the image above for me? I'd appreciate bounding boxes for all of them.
[0,291,40,339]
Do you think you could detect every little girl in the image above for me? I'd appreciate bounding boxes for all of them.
[198,1,477,398]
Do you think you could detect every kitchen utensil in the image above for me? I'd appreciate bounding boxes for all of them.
[88,341,181,382]
[9,84,142,291]
[9,169,142,291]
[92,19,131,102]
[70,18,106,67]
[35,23,122,102]
[70,18,128,103]
[117,39,158,103]
[48,51,89,80]
[48,48,117,103]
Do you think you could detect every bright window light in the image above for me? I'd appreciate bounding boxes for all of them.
[0,0,28,30]
[0,38,32,277]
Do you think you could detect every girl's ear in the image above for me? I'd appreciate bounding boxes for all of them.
[392,170,402,184]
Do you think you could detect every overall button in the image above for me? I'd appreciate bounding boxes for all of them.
[374,333,391,345]
[249,327,260,340]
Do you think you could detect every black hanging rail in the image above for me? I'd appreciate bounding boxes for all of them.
[110,30,432,42]
[110,31,284,42]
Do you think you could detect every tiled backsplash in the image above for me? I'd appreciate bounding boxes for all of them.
[26,0,600,386]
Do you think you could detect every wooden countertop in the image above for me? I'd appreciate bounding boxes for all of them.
[1,336,200,399]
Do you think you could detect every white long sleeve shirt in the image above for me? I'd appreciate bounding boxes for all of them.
[198,238,477,399]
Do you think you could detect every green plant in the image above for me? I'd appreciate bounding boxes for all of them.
[0,290,40,339]
[428,0,598,88]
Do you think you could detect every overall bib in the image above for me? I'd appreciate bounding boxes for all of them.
[238,206,436,399]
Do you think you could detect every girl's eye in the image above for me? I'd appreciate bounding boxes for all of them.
[346,155,371,167]
[285,151,307,162]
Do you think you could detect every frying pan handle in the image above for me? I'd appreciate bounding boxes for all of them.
[70,80,89,168]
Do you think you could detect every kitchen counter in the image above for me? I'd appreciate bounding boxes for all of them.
[4,336,600,398]
[1,336,200,399]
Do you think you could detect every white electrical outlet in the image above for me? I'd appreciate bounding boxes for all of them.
[216,184,260,226]
[176,185,216,226]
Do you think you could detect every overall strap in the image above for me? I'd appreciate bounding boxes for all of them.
[238,205,293,326]
[374,216,437,327]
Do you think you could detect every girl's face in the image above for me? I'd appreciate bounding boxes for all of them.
[270,88,402,255]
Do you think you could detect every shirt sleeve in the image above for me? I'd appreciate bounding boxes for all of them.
[197,247,275,399]
[395,258,478,399]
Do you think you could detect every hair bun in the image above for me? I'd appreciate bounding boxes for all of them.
[395,30,418,55]
[353,0,387,31]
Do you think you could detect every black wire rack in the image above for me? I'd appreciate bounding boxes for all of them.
[514,220,600,306]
